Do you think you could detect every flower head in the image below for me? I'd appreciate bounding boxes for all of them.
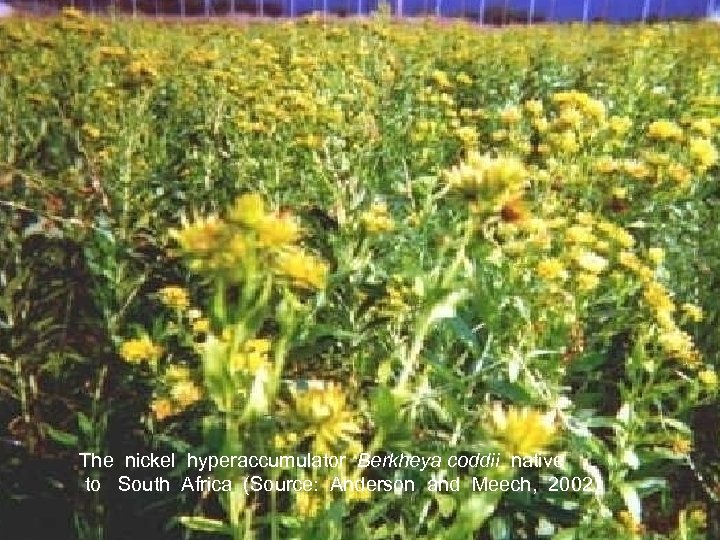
[487,403,557,456]
[294,383,361,454]
[274,249,328,290]
[158,286,189,310]
[120,336,163,365]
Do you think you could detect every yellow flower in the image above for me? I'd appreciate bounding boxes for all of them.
[647,247,664,266]
[82,124,101,139]
[296,490,323,518]
[488,403,556,456]
[533,117,549,133]
[618,510,645,535]
[150,398,176,421]
[583,98,606,121]
[274,249,328,290]
[688,508,707,528]
[558,107,583,128]
[500,105,522,124]
[681,303,703,322]
[667,163,692,186]
[172,216,226,256]
[445,153,526,212]
[658,327,699,366]
[574,251,608,274]
[537,258,567,281]
[622,160,651,179]
[644,281,675,316]
[555,131,579,154]
[576,272,600,291]
[254,213,300,248]
[609,116,632,135]
[670,436,692,456]
[361,202,395,233]
[524,99,543,116]
[229,193,266,227]
[454,126,478,148]
[165,364,193,382]
[169,380,202,409]
[191,318,210,334]
[335,469,372,503]
[698,369,718,388]
[158,286,189,310]
[120,336,163,365]
[595,156,619,174]
[430,70,452,89]
[565,225,595,244]
[294,383,361,454]
[456,72,472,85]
[230,339,271,373]
[647,119,683,140]
[689,138,718,170]
[690,118,713,137]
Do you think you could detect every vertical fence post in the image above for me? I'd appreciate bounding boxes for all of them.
[642,0,650,22]
[582,0,590,24]
[479,0,485,24]
[528,0,535,24]
[179,0,185,17]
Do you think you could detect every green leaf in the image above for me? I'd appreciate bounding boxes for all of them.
[445,492,502,539]
[435,493,456,518]
[551,529,578,540]
[77,412,93,437]
[178,516,231,535]
[44,424,78,448]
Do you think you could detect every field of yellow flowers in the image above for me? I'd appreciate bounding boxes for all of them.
[1,8,719,540]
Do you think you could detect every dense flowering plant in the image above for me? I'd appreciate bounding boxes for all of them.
[0,9,718,540]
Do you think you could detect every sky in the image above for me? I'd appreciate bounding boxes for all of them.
[282,0,716,19]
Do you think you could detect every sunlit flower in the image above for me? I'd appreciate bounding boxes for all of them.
[500,105,522,124]
[158,286,190,310]
[647,119,683,140]
[150,398,175,421]
[120,336,163,365]
[537,258,567,281]
[576,272,600,291]
[274,249,328,290]
[294,383,361,454]
[689,138,718,170]
[361,202,395,233]
[487,403,556,456]
[296,490,323,517]
[670,436,693,456]
[169,380,202,409]
[647,247,665,266]
[698,369,718,388]
[230,339,272,373]
[574,251,608,274]
[680,303,703,322]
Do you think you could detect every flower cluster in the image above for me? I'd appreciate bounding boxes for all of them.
[173,194,328,291]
